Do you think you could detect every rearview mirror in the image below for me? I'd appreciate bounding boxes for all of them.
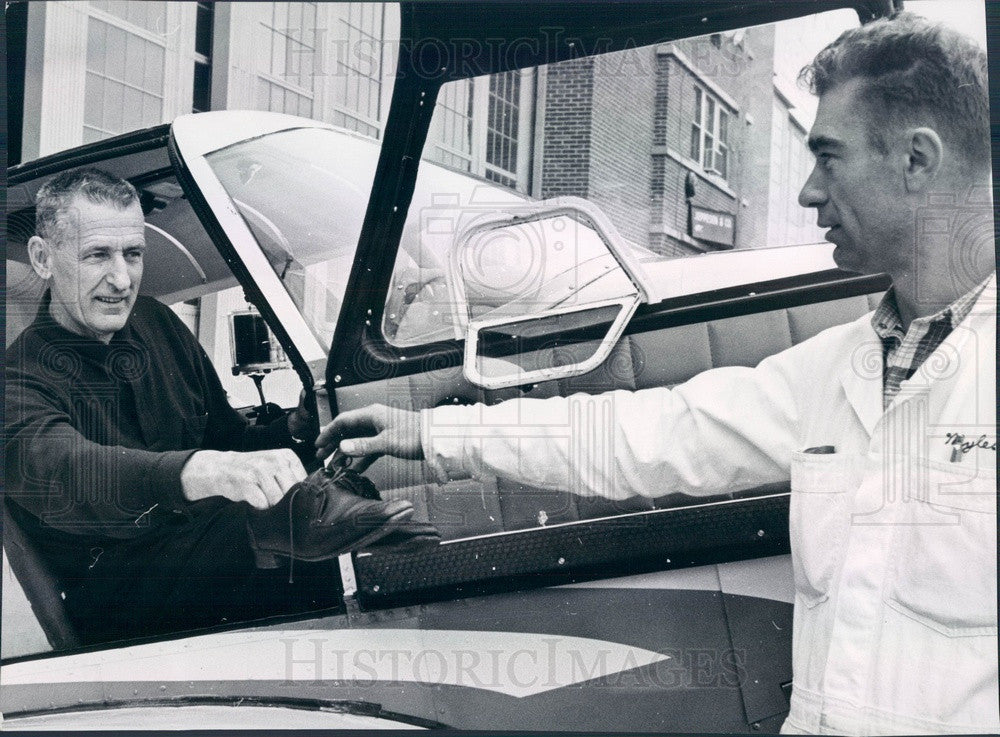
[456,198,651,390]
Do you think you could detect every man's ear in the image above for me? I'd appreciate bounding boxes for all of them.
[903,127,943,193]
[27,235,54,280]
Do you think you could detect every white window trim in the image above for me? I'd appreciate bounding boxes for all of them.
[258,4,319,102]
[431,141,474,167]
[691,84,731,180]
[329,104,382,136]
[651,146,737,199]
[88,5,169,47]
[257,69,315,101]
[332,3,387,137]
[84,7,168,140]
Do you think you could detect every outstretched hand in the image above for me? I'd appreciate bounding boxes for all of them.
[315,404,423,463]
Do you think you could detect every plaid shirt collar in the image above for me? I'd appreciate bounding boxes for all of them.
[872,275,992,408]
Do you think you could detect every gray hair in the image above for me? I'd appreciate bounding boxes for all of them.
[35,167,140,245]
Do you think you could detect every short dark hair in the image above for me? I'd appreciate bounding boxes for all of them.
[800,12,989,169]
[35,167,140,245]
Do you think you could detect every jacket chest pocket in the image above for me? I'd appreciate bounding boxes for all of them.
[884,461,997,637]
[789,451,860,608]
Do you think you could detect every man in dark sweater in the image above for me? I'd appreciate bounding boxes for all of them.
[5,168,410,645]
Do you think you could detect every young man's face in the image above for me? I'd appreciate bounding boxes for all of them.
[39,195,146,343]
[798,79,914,277]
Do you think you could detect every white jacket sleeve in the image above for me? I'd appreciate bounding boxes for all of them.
[421,344,804,499]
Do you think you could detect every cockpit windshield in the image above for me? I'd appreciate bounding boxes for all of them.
[207,126,383,351]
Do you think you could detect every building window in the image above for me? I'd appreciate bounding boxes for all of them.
[330,3,386,138]
[484,71,521,188]
[256,2,317,118]
[425,70,534,192]
[83,15,165,142]
[90,1,168,35]
[690,85,731,180]
[428,79,474,173]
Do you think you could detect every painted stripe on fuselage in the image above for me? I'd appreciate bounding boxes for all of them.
[1,629,670,698]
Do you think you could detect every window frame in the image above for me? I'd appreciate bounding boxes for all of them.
[690,82,732,181]
[256,2,319,118]
[83,6,168,142]
[425,69,536,194]
[329,2,388,139]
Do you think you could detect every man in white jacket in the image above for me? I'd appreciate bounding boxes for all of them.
[318,13,996,735]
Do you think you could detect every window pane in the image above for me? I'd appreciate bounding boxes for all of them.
[92,0,166,34]
[271,31,286,77]
[255,78,269,109]
[82,125,105,143]
[106,23,126,76]
[142,93,161,126]
[103,79,124,133]
[144,45,164,90]
[87,20,106,73]
[122,86,143,130]
[273,3,288,34]
[84,73,104,127]
[124,32,144,87]
[330,1,384,132]
[690,124,700,161]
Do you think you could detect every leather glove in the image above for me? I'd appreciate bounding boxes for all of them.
[245,464,414,572]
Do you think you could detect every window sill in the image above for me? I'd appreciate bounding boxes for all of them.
[651,145,736,199]
[648,222,706,251]
[257,72,315,99]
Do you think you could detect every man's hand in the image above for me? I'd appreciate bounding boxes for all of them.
[315,404,423,462]
[181,449,308,509]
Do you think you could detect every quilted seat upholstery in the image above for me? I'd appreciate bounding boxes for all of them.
[335,293,881,539]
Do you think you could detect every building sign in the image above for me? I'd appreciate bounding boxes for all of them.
[689,204,736,248]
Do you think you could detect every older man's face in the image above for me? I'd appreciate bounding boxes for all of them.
[798,79,914,277]
[43,195,146,343]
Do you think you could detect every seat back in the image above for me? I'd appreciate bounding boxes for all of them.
[2,500,80,651]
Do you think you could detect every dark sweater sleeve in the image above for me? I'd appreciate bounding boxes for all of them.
[157,304,306,454]
[5,369,196,539]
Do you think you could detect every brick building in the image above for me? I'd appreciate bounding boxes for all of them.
[533,28,823,257]
[9,1,822,258]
